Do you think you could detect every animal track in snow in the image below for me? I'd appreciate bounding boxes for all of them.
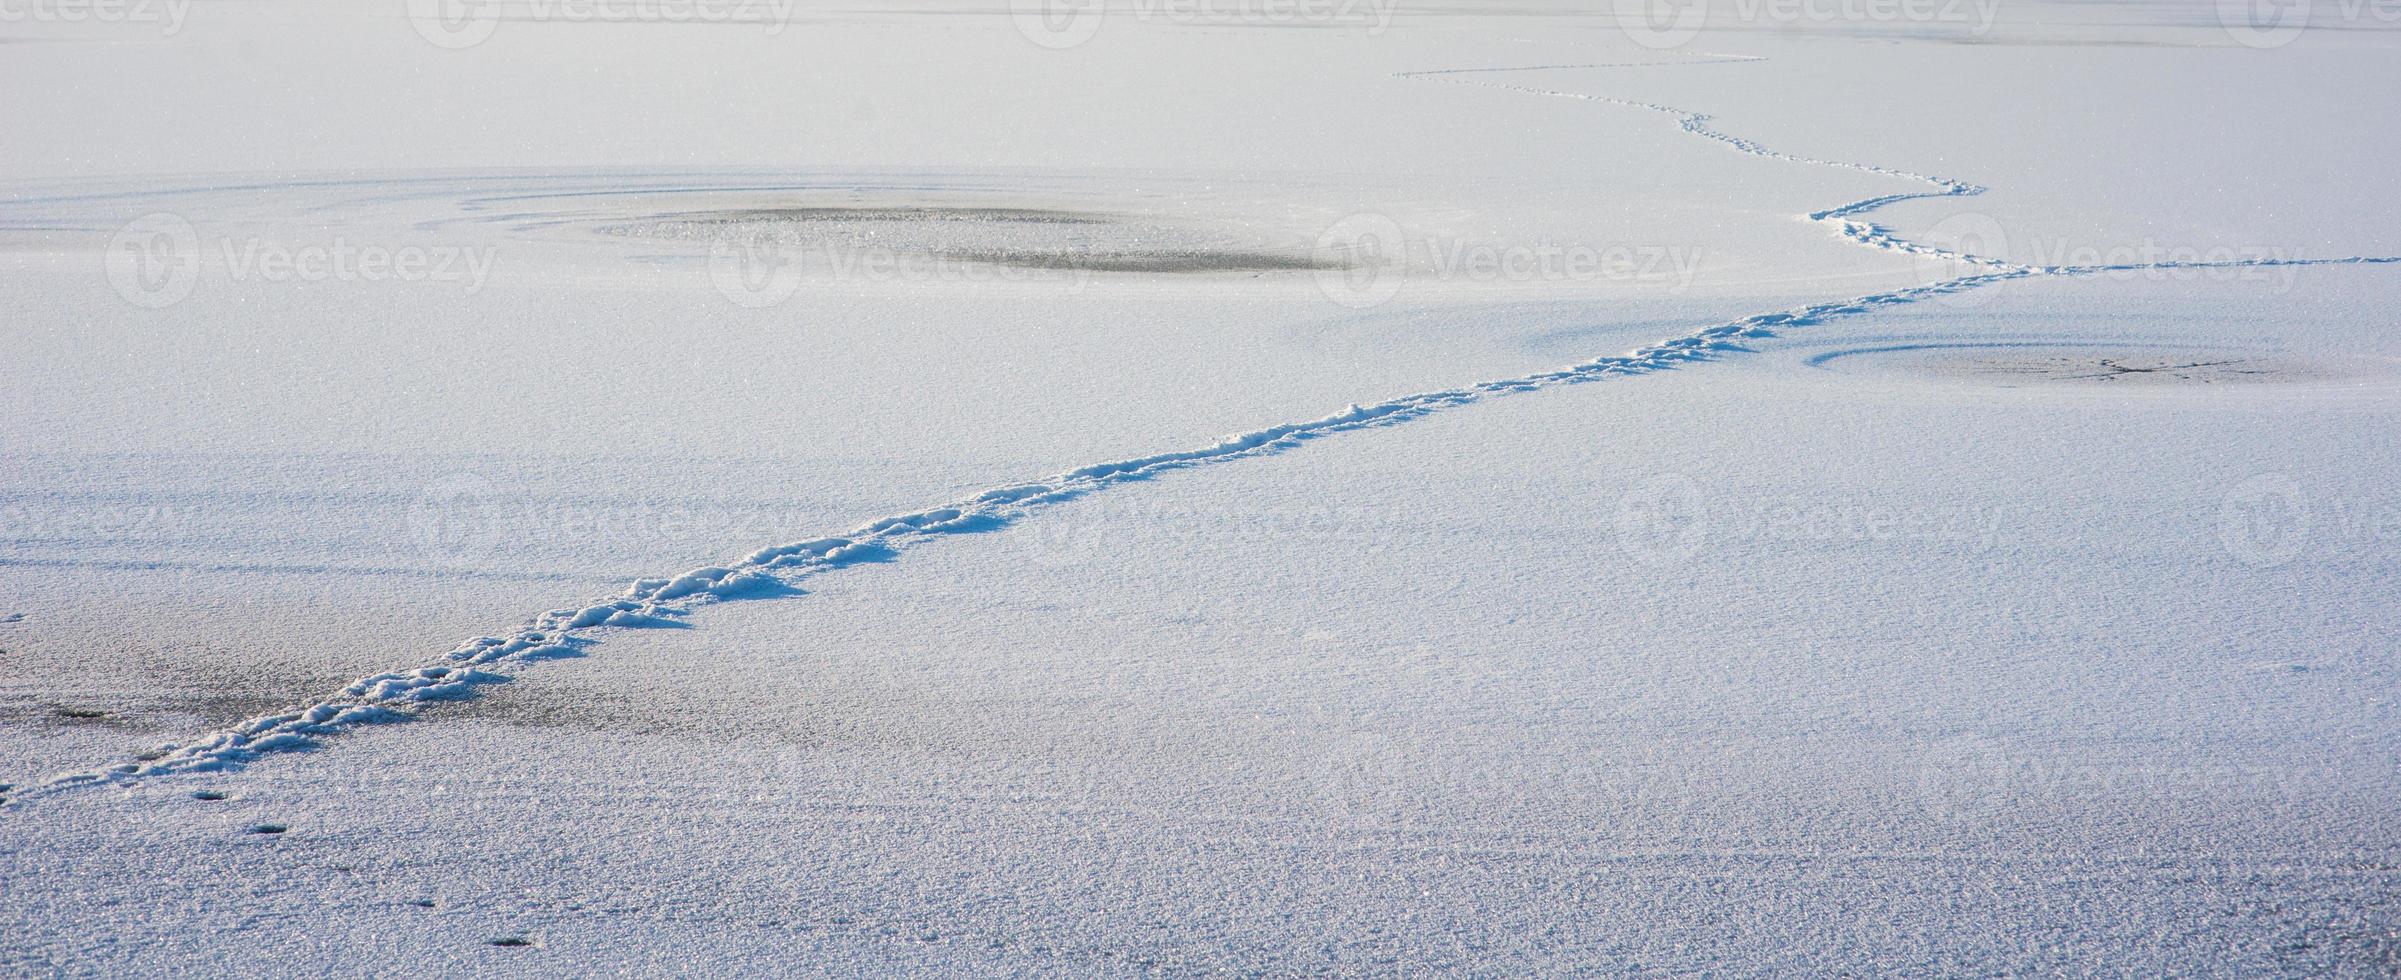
[1398,56,2401,283]
[16,279,2024,798]
[11,51,2398,805]
[1397,56,2007,272]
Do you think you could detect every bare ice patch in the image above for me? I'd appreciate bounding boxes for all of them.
[587,197,1339,275]
[1934,354,2298,386]
[1803,341,2392,393]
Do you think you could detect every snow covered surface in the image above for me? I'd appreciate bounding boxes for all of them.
[4,0,2399,973]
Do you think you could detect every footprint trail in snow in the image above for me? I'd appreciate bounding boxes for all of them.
[13,52,2399,804]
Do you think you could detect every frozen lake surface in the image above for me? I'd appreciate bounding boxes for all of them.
[3,0,2399,973]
